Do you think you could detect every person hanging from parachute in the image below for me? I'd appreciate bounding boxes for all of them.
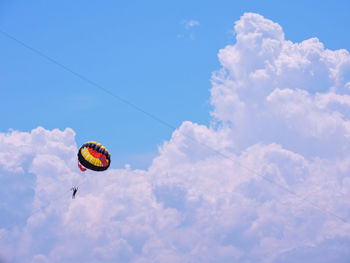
[72,141,111,199]
[71,186,78,199]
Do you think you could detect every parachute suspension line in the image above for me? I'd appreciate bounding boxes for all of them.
[1,29,347,224]
[18,142,111,221]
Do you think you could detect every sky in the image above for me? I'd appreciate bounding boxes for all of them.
[1,1,350,262]
[1,0,350,168]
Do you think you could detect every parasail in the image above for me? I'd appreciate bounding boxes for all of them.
[77,141,111,172]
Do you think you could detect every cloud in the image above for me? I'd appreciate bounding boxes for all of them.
[184,20,200,29]
[1,13,350,262]
[178,19,200,40]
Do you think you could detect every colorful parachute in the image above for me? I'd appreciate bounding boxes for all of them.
[77,141,111,172]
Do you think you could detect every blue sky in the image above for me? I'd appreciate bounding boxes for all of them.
[1,0,350,168]
[1,2,350,262]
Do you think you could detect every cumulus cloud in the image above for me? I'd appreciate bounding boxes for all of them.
[1,13,350,262]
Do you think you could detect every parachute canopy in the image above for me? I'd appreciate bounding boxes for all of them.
[77,141,111,172]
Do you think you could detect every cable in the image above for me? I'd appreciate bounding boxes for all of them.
[0,29,348,223]
[0,29,176,131]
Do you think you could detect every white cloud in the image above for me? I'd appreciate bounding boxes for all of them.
[1,13,350,263]
[185,20,200,29]
[178,19,200,40]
